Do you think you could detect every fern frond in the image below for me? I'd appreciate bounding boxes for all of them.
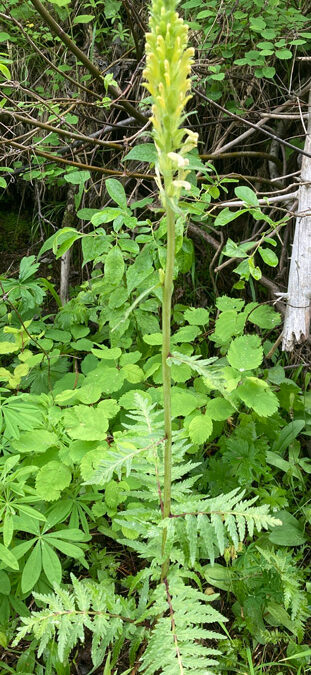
[257,547,309,632]
[168,352,217,377]
[85,395,166,486]
[13,575,138,666]
[141,569,226,674]
[169,490,281,562]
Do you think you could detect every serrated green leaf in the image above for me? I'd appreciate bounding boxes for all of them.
[12,429,58,454]
[36,462,71,501]
[188,414,213,443]
[275,49,292,59]
[184,307,210,325]
[205,398,234,421]
[63,404,108,440]
[237,377,279,416]
[227,335,263,371]
[248,305,281,329]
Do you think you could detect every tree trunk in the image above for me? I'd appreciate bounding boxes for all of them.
[282,89,311,351]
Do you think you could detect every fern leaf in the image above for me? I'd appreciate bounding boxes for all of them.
[141,571,226,674]
[185,514,197,566]
[197,514,215,565]
[168,351,217,377]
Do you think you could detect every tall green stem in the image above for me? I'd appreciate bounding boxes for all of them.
[161,201,175,580]
[143,0,197,581]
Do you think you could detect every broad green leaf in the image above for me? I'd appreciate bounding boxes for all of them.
[119,390,152,410]
[0,341,18,354]
[227,335,263,371]
[184,307,209,325]
[188,414,213,443]
[0,177,7,189]
[126,246,154,293]
[261,66,276,78]
[64,170,91,185]
[212,310,241,344]
[0,63,11,80]
[35,462,71,501]
[237,377,279,416]
[104,246,124,287]
[85,364,124,394]
[204,564,233,591]
[21,542,41,593]
[12,429,58,454]
[54,233,81,259]
[171,387,206,418]
[63,405,108,440]
[91,208,122,226]
[222,238,251,259]
[248,305,281,329]
[258,247,278,267]
[106,178,127,209]
[234,186,259,206]
[73,14,94,23]
[82,235,109,266]
[275,49,293,59]
[80,446,110,482]
[91,346,121,360]
[19,255,39,281]
[122,364,144,384]
[171,325,201,343]
[143,333,162,346]
[77,208,99,221]
[268,511,306,546]
[205,397,235,420]
[250,16,266,30]
[75,383,102,405]
[123,143,157,163]
[214,208,247,227]
[216,296,245,312]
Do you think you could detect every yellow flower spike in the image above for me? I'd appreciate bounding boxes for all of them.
[144,0,196,207]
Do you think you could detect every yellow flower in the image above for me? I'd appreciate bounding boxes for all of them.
[143,0,197,203]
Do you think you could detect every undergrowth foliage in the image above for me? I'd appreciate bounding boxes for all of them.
[0,0,311,673]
